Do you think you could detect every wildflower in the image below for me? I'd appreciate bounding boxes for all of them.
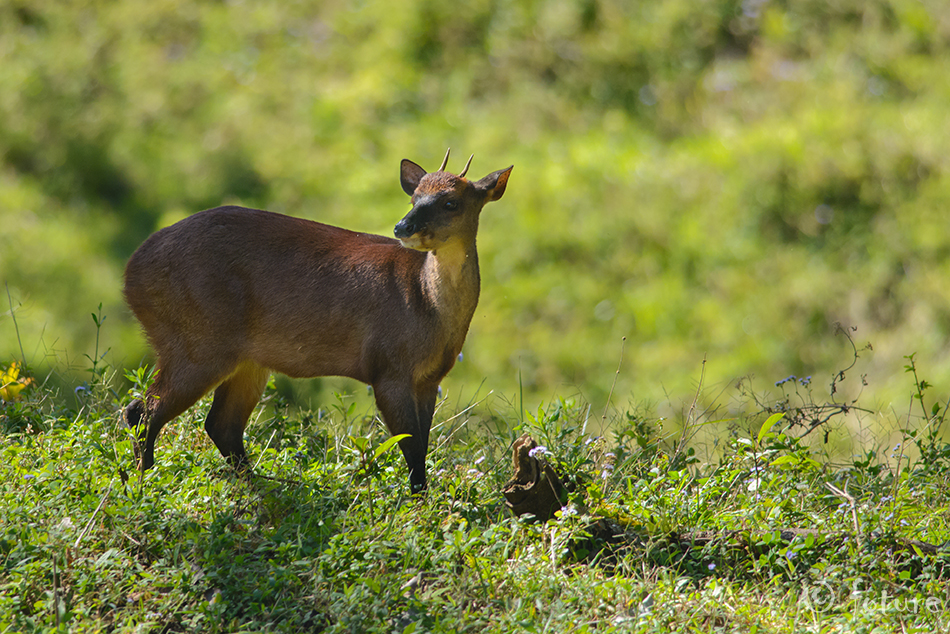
[559,505,578,518]
[775,375,797,387]
[708,563,716,571]
[474,455,486,466]
[1,362,32,401]
[799,376,812,387]
[457,352,464,362]
[528,446,548,459]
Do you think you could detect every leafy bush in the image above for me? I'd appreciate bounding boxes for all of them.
[2,0,950,411]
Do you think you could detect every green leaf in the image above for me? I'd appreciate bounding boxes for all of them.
[757,413,786,444]
[373,434,411,462]
[769,455,797,467]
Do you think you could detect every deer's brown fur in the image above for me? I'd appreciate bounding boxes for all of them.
[124,151,512,492]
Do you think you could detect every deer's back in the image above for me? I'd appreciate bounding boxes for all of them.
[124,206,430,381]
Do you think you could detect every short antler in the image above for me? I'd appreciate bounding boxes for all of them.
[438,148,451,172]
[459,154,474,178]
[124,151,512,494]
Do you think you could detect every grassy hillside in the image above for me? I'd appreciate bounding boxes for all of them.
[2,366,950,631]
[2,1,950,418]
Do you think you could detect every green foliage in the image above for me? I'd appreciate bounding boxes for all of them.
[2,0,950,410]
[3,357,950,631]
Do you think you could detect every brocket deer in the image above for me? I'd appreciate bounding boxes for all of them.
[123,150,512,492]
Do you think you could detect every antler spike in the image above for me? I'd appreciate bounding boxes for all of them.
[438,148,451,172]
[459,154,474,178]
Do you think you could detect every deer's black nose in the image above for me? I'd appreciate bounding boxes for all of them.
[394,219,416,239]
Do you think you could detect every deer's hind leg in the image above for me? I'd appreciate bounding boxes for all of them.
[203,361,270,469]
[126,359,231,470]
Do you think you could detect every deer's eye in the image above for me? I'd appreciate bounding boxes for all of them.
[444,200,458,210]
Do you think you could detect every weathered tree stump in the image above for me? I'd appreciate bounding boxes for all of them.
[502,434,566,522]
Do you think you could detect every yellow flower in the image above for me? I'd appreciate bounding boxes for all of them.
[0,362,32,401]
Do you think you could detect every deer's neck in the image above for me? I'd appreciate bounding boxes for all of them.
[422,237,480,335]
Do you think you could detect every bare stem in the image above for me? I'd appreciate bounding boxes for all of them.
[5,282,26,367]
[601,336,626,424]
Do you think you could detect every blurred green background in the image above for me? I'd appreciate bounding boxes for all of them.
[2,0,949,415]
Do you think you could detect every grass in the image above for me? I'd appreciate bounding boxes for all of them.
[2,353,950,633]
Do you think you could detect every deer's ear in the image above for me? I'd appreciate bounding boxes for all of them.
[401,160,427,196]
[475,166,513,202]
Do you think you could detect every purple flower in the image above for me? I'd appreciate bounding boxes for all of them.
[559,505,578,518]
[528,446,548,458]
